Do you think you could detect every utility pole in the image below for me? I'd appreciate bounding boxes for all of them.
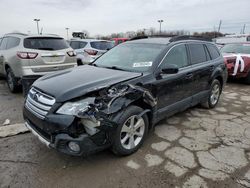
[33,19,40,35]
[65,28,69,40]
[218,20,222,33]
[242,24,246,34]
[158,20,164,34]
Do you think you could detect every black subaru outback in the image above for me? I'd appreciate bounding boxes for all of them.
[23,36,227,156]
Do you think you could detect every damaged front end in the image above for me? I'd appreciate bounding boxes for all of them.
[24,84,156,156]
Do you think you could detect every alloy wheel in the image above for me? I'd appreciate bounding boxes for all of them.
[120,115,145,150]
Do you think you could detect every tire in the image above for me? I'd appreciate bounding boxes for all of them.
[77,59,83,66]
[244,71,250,84]
[6,68,20,93]
[111,105,149,156]
[201,79,222,109]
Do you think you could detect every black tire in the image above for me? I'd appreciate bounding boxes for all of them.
[244,71,250,84]
[77,59,83,66]
[111,105,149,156]
[6,68,20,93]
[201,79,222,109]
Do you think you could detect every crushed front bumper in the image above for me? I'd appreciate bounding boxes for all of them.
[23,107,110,156]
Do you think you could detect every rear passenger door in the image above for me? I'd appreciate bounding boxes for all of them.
[187,43,213,104]
[0,37,8,74]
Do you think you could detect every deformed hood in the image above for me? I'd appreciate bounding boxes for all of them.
[33,65,141,102]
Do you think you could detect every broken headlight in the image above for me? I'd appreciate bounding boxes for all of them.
[57,98,95,116]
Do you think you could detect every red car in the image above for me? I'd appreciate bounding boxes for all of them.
[221,43,250,84]
[112,38,129,46]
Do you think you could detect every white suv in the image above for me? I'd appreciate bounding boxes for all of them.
[0,33,77,93]
[69,39,114,65]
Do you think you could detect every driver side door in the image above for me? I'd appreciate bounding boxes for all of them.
[154,43,193,120]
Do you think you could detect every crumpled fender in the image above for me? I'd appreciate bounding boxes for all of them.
[101,84,157,115]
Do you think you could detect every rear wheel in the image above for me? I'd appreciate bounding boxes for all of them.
[6,68,20,93]
[112,105,149,156]
[201,79,222,109]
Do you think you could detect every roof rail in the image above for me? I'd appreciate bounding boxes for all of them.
[4,32,28,36]
[169,35,212,42]
[130,36,148,41]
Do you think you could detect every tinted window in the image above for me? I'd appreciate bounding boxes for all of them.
[189,43,207,64]
[94,43,165,72]
[79,42,87,48]
[247,36,250,42]
[90,41,114,50]
[221,44,250,54]
[161,44,188,68]
[0,38,2,46]
[6,37,20,49]
[206,44,220,59]
[70,41,80,49]
[24,37,69,51]
[0,37,8,50]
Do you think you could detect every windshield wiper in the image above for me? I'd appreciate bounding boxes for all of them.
[105,66,125,71]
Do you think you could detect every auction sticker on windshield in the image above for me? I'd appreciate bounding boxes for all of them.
[133,62,153,67]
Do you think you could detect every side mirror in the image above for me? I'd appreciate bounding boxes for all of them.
[161,64,179,74]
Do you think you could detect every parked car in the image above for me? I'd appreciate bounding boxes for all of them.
[23,36,227,156]
[69,39,114,65]
[112,38,129,46]
[221,43,250,84]
[0,33,77,93]
[215,34,250,45]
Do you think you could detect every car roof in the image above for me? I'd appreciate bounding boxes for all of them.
[127,37,171,45]
[70,38,111,42]
[3,33,63,39]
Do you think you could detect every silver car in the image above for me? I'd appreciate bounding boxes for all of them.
[69,39,114,65]
[0,33,77,93]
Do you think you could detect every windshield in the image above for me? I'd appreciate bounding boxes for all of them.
[24,37,69,51]
[221,43,250,54]
[90,41,114,50]
[94,43,165,72]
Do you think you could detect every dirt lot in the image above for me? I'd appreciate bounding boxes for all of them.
[0,79,250,188]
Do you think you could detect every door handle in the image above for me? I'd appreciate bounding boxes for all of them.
[185,73,193,79]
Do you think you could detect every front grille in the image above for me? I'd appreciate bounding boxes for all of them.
[25,87,55,119]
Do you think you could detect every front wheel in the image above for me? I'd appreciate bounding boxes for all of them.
[201,79,222,109]
[244,71,250,84]
[111,105,149,156]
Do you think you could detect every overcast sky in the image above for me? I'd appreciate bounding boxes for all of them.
[0,0,249,38]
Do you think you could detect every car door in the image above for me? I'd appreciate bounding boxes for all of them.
[187,43,213,105]
[154,43,193,120]
[0,37,8,74]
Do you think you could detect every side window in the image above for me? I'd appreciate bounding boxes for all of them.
[206,44,220,59]
[70,41,80,49]
[0,37,8,50]
[0,38,2,46]
[79,42,87,48]
[161,44,189,69]
[6,37,20,49]
[247,36,250,42]
[188,43,207,64]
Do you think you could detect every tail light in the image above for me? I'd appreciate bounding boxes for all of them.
[67,51,76,57]
[17,52,38,59]
[84,49,98,56]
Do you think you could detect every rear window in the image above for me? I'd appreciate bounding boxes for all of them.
[90,41,114,50]
[206,44,220,59]
[24,37,69,51]
[221,44,250,54]
[6,37,20,49]
[70,41,87,49]
[188,43,207,64]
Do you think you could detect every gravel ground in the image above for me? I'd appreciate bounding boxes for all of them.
[0,80,250,188]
